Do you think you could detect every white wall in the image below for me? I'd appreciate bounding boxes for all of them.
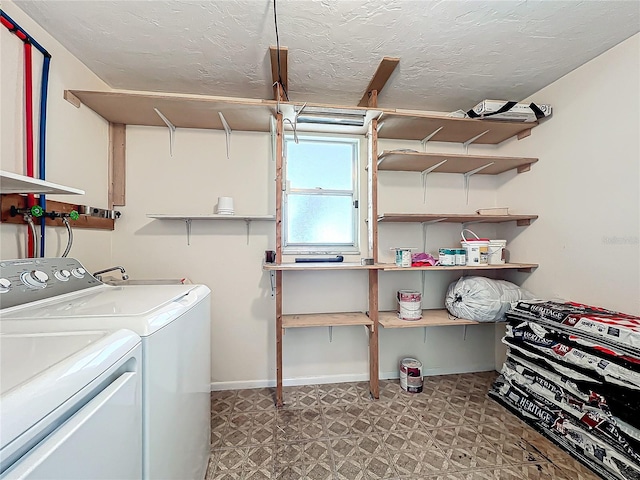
[493,34,640,367]
[0,1,111,266]
[112,118,509,388]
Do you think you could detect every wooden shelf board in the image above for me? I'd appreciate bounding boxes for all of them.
[263,262,380,271]
[377,151,538,175]
[69,90,277,132]
[380,263,538,271]
[147,214,275,221]
[379,309,479,328]
[283,312,372,328]
[0,170,85,195]
[377,112,537,144]
[378,213,538,224]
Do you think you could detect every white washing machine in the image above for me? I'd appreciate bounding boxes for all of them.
[1,328,142,479]
[0,258,212,480]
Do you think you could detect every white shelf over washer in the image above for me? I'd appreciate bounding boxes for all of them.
[146,214,275,245]
[146,214,275,221]
[0,170,85,195]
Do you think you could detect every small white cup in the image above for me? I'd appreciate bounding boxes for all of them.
[217,196,234,214]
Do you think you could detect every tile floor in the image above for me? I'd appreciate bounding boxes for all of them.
[207,372,601,480]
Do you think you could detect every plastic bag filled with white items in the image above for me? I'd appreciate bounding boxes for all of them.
[445,276,535,322]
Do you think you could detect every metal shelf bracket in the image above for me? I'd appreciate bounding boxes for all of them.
[154,108,176,157]
[328,326,333,343]
[218,112,232,160]
[463,162,494,204]
[423,327,428,343]
[463,325,468,341]
[421,159,448,203]
[269,271,275,298]
[245,219,252,245]
[420,126,444,152]
[462,130,489,153]
[184,218,192,246]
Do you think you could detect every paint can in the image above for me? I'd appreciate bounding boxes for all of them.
[438,248,456,266]
[455,249,467,266]
[393,248,412,268]
[488,240,507,265]
[397,290,422,320]
[400,358,423,393]
[460,229,489,266]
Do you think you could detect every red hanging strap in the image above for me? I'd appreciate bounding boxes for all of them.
[24,41,35,257]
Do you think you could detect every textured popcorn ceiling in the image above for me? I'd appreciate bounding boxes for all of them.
[15,0,640,111]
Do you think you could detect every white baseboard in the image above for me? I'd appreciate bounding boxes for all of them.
[210,364,497,391]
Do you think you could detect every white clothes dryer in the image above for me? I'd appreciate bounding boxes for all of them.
[0,258,212,480]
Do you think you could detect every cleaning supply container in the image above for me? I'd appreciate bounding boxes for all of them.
[460,229,489,266]
[393,248,413,267]
[488,239,507,265]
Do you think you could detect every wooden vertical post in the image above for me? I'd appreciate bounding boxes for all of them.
[108,123,126,208]
[367,91,380,399]
[274,112,284,407]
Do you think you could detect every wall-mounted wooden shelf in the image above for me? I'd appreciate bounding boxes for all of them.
[377,112,536,144]
[263,262,380,271]
[378,213,538,226]
[377,151,538,175]
[0,170,85,195]
[68,90,277,132]
[379,309,479,328]
[67,90,537,147]
[283,312,372,329]
[380,263,538,272]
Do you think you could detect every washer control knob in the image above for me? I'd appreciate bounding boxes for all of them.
[54,269,71,282]
[21,270,49,288]
[71,267,86,278]
[0,278,11,293]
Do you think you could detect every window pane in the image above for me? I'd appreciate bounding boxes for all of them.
[286,194,354,244]
[286,139,354,190]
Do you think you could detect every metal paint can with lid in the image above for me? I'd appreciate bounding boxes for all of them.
[399,357,423,393]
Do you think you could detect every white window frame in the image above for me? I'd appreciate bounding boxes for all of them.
[282,135,360,255]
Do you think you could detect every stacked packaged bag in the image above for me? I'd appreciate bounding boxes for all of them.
[490,300,640,480]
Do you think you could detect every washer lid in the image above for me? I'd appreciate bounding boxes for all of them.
[0,285,211,337]
[2,284,199,318]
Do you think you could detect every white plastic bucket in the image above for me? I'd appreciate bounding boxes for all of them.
[397,290,422,320]
[460,229,489,266]
[488,239,507,265]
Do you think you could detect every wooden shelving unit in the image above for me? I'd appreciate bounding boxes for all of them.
[263,94,541,407]
[283,312,372,329]
[379,309,478,328]
[378,213,538,226]
[0,170,85,195]
[377,151,538,175]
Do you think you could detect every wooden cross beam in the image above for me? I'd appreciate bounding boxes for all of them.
[269,46,289,102]
[358,57,399,107]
